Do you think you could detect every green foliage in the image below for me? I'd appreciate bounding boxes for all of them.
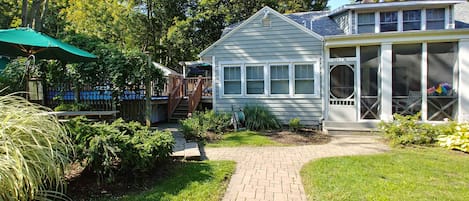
[179,110,231,141]
[243,105,281,131]
[0,58,27,95]
[289,117,302,132]
[379,113,457,146]
[438,123,469,153]
[0,94,72,201]
[54,102,90,111]
[66,118,174,184]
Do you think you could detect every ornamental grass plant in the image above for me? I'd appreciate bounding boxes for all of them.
[0,94,72,201]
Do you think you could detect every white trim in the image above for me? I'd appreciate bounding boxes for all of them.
[397,10,403,32]
[219,59,321,99]
[199,6,323,57]
[211,56,217,111]
[348,10,353,35]
[375,11,380,33]
[324,49,330,121]
[445,7,450,29]
[380,43,393,121]
[355,46,361,121]
[421,43,428,121]
[422,8,427,30]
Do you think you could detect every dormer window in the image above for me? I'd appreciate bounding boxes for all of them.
[426,8,445,30]
[403,10,421,31]
[380,11,398,32]
[358,13,375,33]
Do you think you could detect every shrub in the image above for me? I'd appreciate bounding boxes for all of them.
[379,113,456,146]
[66,118,174,184]
[438,123,469,153]
[289,117,301,132]
[179,111,209,140]
[203,110,231,134]
[0,94,72,200]
[243,105,281,131]
[54,102,91,111]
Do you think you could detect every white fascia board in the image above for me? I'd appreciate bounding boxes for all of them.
[199,6,324,57]
[329,0,465,17]
[324,29,469,47]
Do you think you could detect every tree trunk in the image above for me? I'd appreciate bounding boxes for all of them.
[21,0,28,27]
[30,0,44,30]
[34,0,48,31]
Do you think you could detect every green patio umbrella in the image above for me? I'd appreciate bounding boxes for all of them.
[0,27,97,62]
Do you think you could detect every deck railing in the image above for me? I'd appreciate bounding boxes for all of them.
[188,76,204,114]
[168,75,184,119]
[185,77,212,96]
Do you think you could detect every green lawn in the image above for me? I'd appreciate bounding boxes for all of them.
[301,148,469,201]
[101,161,235,201]
[206,130,282,147]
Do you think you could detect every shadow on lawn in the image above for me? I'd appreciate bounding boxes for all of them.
[67,161,215,201]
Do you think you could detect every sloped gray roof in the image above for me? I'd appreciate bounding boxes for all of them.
[221,11,344,37]
[455,2,469,29]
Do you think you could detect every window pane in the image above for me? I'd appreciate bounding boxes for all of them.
[330,47,356,58]
[295,80,314,94]
[380,12,397,32]
[358,13,375,34]
[247,81,264,94]
[392,44,422,96]
[295,64,314,94]
[224,66,241,94]
[271,80,289,94]
[426,8,445,30]
[224,81,241,94]
[270,65,289,79]
[403,10,421,31]
[270,65,289,94]
[246,66,263,79]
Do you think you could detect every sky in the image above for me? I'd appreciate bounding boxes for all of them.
[328,0,351,10]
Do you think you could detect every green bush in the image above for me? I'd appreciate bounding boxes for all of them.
[54,102,91,111]
[243,105,281,131]
[0,94,72,200]
[66,118,174,184]
[289,117,301,132]
[179,110,231,141]
[379,113,456,146]
[438,123,469,153]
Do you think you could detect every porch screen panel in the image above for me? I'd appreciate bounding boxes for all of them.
[246,65,264,94]
[295,64,314,94]
[360,46,380,119]
[427,42,458,120]
[330,47,356,58]
[270,65,289,94]
[330,65,354,99]
[392,44,422,115]
[223,66,241,94]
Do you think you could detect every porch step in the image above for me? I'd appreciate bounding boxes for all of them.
[323,121,379,132]
[168,99,190,122]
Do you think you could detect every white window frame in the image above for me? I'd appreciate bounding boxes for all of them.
[357,12,376,34]
[354,7,449,34]
[219,59,320,98]
[403,10,422,31]
[245,64,267,96]
[426,8,445,30]
[380,11,398,32]
[221,64,243,96]
[269,63,291,96]
[293,63,320,97]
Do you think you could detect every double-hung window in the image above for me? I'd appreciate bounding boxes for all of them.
[294,64,315,94]
[246,65,264,94]
[403,10,421,31]
[358,13,375,33]
[223,66,241,94]
[270,64,290,94]
[426,8,445,30]
[380,11,397,32]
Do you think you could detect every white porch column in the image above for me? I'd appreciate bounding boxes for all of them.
[458,39,469,122]
[380,43,393,121]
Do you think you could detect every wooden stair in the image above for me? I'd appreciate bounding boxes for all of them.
[169,98,189,122]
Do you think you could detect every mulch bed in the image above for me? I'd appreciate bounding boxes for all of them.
[265,128,331,145]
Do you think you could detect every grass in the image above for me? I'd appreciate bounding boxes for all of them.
[101,160,235,201]
[206,130,282,147]
[301,147,469,201]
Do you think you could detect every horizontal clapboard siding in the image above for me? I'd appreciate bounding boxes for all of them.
[203,8,325,125]
[216,98,323,125]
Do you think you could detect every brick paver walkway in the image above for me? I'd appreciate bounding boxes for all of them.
[203,134,390,201]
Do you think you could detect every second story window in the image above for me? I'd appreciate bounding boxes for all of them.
[380,11,398,32]
[403,10,421,31]
[358,13,375,33]
[426,8,445,30]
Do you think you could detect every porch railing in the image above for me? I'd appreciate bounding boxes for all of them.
[168,75,184,119]
[185,76,212,97]
[188,76,204,114]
